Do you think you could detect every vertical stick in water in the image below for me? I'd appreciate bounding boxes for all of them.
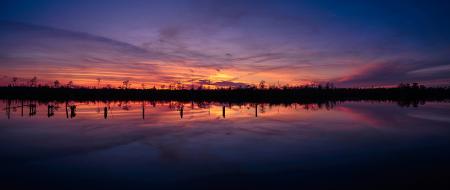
[6,100,11,119]
[104,107,107,119]
[29,102,36,116]
[142,102,145,120]
[65,101,69,118]
[223,106,225,118]
[70,105,76,118]
[21,100,23,117]
[180,107,184,119]
[47,105,50,117]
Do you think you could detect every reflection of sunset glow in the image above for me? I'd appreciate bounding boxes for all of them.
[1,100,343,122]
[2,100,449,133]
[0,100,382,125]
[1,1,450,189]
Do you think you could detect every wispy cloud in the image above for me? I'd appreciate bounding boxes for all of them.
[336,58,450,86]
[1,0,450,87]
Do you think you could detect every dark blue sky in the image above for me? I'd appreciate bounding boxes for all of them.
[1,0,450,87]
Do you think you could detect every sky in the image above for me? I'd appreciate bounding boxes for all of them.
[1,0,450,88]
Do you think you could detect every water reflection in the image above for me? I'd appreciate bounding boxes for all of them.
[2,99,435,121]
[2,100,325,120]
[0,100,449,189]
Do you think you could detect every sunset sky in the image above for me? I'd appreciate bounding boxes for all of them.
[1,0,450,88]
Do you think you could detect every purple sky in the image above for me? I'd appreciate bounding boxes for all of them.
[1,0,450,88]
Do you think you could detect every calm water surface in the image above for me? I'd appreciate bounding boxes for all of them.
[1,100,449,189]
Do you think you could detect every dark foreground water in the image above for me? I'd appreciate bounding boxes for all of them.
[1,100,449,189]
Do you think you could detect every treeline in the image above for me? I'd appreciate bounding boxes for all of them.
[0,84,449,104]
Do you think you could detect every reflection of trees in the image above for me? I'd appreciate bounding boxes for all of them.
[397,100,426,108]
[117,101,131,110]
[260,104,266,113]
[168,101,184,111]
[303,102,336,111]
[196,102,210,109]
[2,99,444,121]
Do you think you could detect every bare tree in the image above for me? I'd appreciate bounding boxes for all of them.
[96,78,101,88]
[53,80,60,88]
[67,81,73,88]
[325,82,334,89]
[141,83,145,89]
[123,80,130,89]
[29,76,37,87]
[259,80,266,89]
[176,81,182,90]
[11,77,18,87]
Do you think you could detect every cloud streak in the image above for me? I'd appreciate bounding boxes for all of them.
[1,0,450,87]
[336,58,450,86]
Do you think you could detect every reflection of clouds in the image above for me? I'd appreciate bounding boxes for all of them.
[335,106,385,127]
[1,101,450,167]
[408,112,450,123]
[336,102,450,131]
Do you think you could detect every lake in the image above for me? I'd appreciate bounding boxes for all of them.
[1,100,449,189]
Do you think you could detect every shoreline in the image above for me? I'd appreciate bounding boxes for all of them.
[1,86,449,103]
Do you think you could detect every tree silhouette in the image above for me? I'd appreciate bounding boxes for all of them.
[67,81,73,88]
[53,80,60,88]
[259,80,266,89]
[29,76,37,87]
[11,77,18,87]
[1,81,449,106]
[96,78,101,88]
[325,82,334,89]
[176,81,182,90]
[123,80,130,89]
